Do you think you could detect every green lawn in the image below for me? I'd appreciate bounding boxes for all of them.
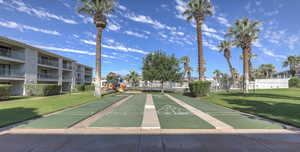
[91,94,146,127]
[0,92,101,128]
[153,94,214,129]
[202,88,300,127]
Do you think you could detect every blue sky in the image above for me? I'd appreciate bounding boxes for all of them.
[0,0,299,78]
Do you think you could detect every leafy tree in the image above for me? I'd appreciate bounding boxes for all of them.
[142,51,183,93]
[78,0,116,96]
[181,56,193,82]
[106,72,120,86]
[182,0,213,80]
[226,17,261,93]
[258,64,276,78]
[283,56,300,77]
[126,71,140,87]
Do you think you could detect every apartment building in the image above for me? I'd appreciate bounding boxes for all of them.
[272,67,300,79]
[0,36,93,95]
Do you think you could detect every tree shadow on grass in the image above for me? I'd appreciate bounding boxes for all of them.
[222,98,300,127]
[219,92,300,101]
[0,107,38,128]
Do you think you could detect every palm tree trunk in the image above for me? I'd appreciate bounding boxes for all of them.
[226,57,235,89]
[95,27,103,97]
[243,47,250,93]
[196,20,205,81]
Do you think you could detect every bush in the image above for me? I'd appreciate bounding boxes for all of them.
[75,85,85,92]
[289,77,300,88]
[189,81,211,97]
[85,85,95,91]
[0,85,12,99]
[25,84,61,96]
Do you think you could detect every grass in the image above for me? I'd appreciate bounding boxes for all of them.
[202,88,300,127]
[153,94,214,129]
[0,92,102,128]
[18,95,126,129]
[91,94,146,127]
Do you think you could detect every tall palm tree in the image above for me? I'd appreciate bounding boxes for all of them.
[78,0,116,96]
[181,56,192,82]
[226,17,261,93]
[182,0,213,81]
[213,69,222,83]
[283,56,300,77]
[218,40,235,77]
[240,53,257,80]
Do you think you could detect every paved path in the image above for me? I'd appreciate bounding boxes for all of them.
[72,95,133,128]
[141,94,160,129]
[1,130,300,152]
[165,94,233,129]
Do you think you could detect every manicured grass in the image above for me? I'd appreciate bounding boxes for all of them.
[153,94,214,129]
[91,94,146,127]
[171,94,283,129]
[202,88,300,127]
[0,92,101,128]
[18,95,127,129]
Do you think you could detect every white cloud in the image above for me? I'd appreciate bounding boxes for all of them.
[215,16,231,27]
[261,48,286,59]
[175,0,187,20]
[5,0,77,24]
[0,0,3,3]
[124,31,148,39]
[0,20,60,35]
[203,32,224,41]
[81,39,149,55]
[285,35,299,50]
[117,4,127,11]
[203,24,217,33]
[35,45,95,56]
[107,23,120,31]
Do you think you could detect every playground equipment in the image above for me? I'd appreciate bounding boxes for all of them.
[106,78,126,93]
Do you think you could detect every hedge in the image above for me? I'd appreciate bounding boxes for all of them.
[85,85,95,91]
[25,84,61,96]
[289,77,300,88]
[0,85,12,99]
[189,81,211,97]
[75,85,86,92]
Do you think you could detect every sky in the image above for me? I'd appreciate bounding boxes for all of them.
[0,0,299,78]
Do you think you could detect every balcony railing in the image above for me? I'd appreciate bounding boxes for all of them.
[0,49,25,60]
[63,64,72,70]
[38,58,59,67]
[85,71,92,75]
[38,73,58,80]
[0,69,24,78]
[63,75,72,81]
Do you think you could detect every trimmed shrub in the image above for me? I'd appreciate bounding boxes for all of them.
[189,81,211,97]
[0,85,12,99]
[25,84,61,96]
[289,77,300,88]
[85,85,95,91]
[75,85,85,92]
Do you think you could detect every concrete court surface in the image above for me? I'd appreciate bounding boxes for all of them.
[1,131,300,152]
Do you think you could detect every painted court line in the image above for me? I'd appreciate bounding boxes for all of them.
[165,94,233,129]
[141,94,160,129]
[71,95,133,129]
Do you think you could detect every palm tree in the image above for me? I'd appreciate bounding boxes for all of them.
[213,69,222,83]
[226,17,261,93]
[182,0,213,81]
[126,71,139,87]
[283,56,300,77]
[181,56,193,82]
[218,40,235,77]
[240,53,257,80]
[78,0,116,96]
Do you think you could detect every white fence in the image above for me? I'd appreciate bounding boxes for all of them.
[249,79,289,89]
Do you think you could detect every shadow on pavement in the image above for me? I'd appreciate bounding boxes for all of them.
[1,133,300,152]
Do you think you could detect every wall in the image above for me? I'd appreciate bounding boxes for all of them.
[249,79,289,89]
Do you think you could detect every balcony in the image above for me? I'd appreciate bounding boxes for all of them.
[38,58,59,68]
[38,73,58,81]
[63,64,72,70]
[0,69,24,78]
[85,70,92,75]
[0,47,25,62]
[63,75,72,82]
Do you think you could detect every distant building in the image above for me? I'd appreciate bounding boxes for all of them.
[272,67,300,79]
[0,36,93,96]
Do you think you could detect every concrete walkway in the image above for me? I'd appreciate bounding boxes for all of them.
[141,94,160,129]
[72,95,133,128]
[165,94,233,129]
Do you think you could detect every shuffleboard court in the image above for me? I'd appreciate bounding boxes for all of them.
[90,94,146,127]
[171,94,284,129]
[152,94,215,129]
[17,95,127,129]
